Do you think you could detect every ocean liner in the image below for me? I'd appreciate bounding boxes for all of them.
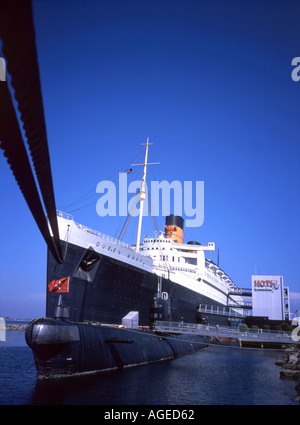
[25,139,245,378]
[0,3,261,379]
[45,140,244,327]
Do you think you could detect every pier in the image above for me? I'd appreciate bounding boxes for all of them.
[154,321,300,348]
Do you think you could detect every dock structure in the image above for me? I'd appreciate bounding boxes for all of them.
[227,287,252,297]
[154,321,300,348]
[197,304,252,320]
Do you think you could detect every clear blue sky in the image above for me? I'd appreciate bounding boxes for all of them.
[0,0,300,318]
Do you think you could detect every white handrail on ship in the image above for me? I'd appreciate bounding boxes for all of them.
[57,210,74,221]
[57,210,134,251]
[153,321,298,345]
[153,263,196,274]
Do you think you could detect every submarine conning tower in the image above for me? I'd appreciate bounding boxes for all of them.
[165,214,184,244]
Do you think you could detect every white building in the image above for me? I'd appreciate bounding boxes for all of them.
[251,275,290,321]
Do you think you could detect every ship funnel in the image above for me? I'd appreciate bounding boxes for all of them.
[165,214,184,244]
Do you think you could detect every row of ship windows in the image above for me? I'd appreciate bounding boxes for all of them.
[144,239,171,244]
[142,246,171,251]
[152,255,197,265]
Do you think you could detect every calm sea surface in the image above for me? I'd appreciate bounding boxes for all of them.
[0,327,299,406]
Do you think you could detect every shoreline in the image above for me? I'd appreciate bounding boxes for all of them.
[5,324,28,331]
[276,344,300,402]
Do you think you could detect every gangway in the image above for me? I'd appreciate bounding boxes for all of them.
[154,321,300,348]
[227,303,252,309]
[197,304,252,319]
[227,288,252,297]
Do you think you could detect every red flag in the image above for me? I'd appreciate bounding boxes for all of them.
[48,277,70,293]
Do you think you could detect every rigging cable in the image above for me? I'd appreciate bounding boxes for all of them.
[0,1,63,263]
[0,83,62,264]
[61,150,142,213]
[118,194,139,241]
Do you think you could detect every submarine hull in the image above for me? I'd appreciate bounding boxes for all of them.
[25,318,208,379]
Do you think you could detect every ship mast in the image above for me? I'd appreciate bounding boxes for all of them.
[132,138,158,253]
[135,137,150,253]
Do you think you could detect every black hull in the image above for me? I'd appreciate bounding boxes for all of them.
[25,318,208,379]
[46,241,230,327]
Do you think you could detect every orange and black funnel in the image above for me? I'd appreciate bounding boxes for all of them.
[165,214,184,244]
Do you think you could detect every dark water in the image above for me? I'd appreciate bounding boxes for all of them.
[0,330,299,406]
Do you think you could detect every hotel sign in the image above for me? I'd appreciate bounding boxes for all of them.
[253,278,281,291]
[252,275,284,320]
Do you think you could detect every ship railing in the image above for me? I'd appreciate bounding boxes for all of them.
[153,321,297,344]
[153,263,196,274]
[79,225,135,250]
[204,270,229,292]
[57,210,74,221]
[57,210,134,251]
